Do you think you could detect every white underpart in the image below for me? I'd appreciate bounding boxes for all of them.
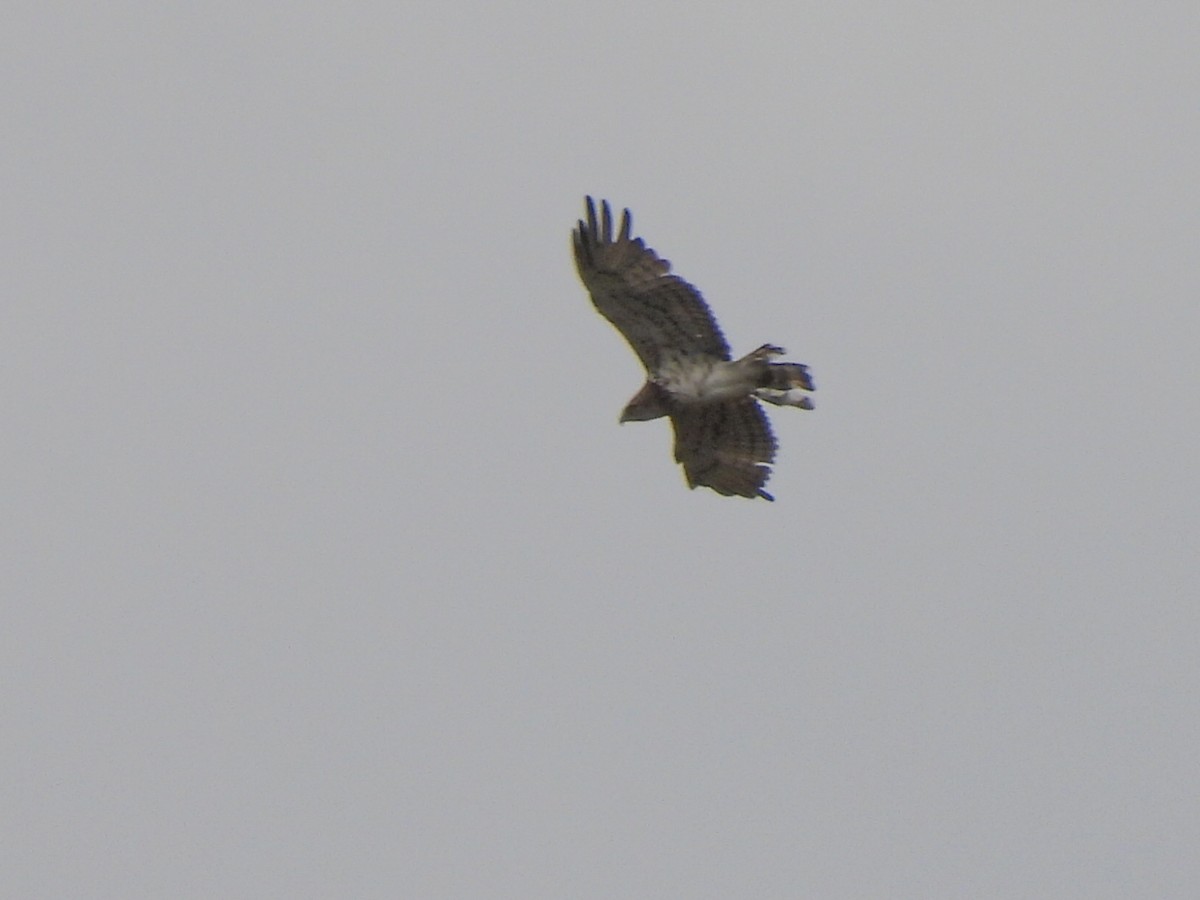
[657,354,756,403]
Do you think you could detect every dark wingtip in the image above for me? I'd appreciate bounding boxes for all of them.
[600,198,613,242]
[573,220,590,265]
[581,197,636,246]
[758,489,775,502]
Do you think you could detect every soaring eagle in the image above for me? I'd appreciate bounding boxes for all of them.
[572,197,814,501]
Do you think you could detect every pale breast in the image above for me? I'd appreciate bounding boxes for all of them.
[657,354,755,403]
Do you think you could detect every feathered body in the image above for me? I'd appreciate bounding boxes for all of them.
[572,197,814,501]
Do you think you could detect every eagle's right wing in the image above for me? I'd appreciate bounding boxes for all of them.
[670,398,778,501]
[572,197,731,371]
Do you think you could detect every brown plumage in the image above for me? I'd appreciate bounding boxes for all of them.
[572,197,814,501]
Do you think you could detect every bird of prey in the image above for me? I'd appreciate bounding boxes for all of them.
[572,196,814,501]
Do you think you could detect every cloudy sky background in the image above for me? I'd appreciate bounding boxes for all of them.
[6,3,1199,896]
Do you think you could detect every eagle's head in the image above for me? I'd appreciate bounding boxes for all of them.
[620,380,669,423]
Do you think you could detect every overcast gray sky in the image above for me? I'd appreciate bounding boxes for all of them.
[6,3,1199,897]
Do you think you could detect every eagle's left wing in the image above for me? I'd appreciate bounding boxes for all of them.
[670,399,778,501]
[572,197,731,371]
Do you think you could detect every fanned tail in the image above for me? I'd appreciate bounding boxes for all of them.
[762,361,814,393]
[745,346,814,410]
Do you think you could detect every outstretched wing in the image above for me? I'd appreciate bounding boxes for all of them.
[572,196,731,370]
[670,399,778,501]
